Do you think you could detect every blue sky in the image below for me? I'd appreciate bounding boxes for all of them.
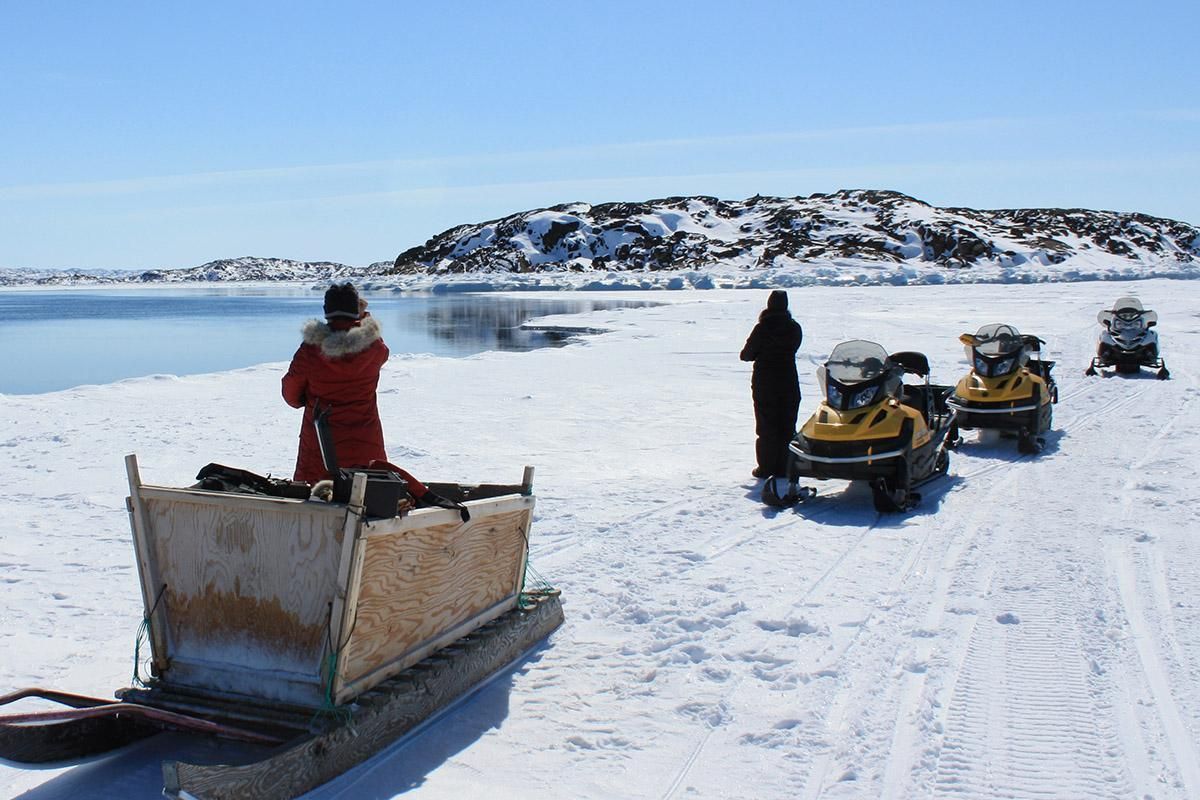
[2,1,1197,270]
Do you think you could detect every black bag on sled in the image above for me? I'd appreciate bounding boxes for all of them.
[193,463,312,499]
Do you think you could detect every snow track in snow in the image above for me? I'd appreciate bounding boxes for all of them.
[930,496,1133,799]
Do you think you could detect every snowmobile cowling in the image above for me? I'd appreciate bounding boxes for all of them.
[948,323,1057,453]
[771,340,955,512]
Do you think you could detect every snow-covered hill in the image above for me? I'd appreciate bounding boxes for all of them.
[5,190,1199,290]
[388,189,1200,285]
[0,257,370,287]
[0,267,133,287]
[129,257,369,283]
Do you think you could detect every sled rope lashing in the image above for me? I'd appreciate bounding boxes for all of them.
[131,583,168,688]
[520,562,558,609]
[311,601,357,729]
[516,523,557,610]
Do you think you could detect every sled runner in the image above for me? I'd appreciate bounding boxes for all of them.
[0,455,563,799]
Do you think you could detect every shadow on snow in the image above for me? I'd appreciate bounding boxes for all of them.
[747,472,961,526]
[10,644,554,800]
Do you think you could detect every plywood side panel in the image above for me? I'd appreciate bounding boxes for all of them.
[142,496,347,683]
[339,506,532,686]
[139,486,346,517]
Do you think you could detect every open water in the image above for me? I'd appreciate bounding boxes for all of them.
[0,287,649,394]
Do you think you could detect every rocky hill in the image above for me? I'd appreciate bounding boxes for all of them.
[0,257,369,287]
[387,189,1200,277]
[129,257,368,283]
[6,190,1198,288]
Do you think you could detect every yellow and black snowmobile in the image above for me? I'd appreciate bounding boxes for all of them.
[946,323,1058,454]
[763,340,955,512]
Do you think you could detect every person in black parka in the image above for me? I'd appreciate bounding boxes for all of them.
[740,290,803,478]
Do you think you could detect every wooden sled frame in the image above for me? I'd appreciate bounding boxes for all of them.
[0,456,564,799]
[124,454,538,708]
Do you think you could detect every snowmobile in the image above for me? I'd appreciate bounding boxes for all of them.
[763,340,955,513]
[1084,296,1169,379]
[946,323,1058,454]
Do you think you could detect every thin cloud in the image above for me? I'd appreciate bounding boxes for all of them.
[93,152,1200,222]
[0,114,1061,201]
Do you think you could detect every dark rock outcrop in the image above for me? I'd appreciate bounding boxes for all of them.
[389,190,1199,276]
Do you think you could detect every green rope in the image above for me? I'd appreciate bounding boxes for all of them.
[518,557,558,609]
[514,520,556,610]
[131,583,167,688]
[310,603,354,730]
[131,617,151,688]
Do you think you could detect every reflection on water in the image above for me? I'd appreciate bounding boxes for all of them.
[0,289,653,395]
[419,298,638,350]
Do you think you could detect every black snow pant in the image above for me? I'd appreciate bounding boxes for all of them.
[753,385,800,477]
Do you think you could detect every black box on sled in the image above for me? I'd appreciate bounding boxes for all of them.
[313,406,410,518]
[336,470,409,518]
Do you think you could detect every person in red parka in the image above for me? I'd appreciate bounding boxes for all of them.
[282,283,389,483]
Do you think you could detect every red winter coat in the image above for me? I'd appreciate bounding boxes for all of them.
[281,315,389,482]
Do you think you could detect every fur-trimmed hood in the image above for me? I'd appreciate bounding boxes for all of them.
[301,315,383,358]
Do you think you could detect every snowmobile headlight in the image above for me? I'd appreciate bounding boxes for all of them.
[974,354,989,373]
[826,384,844,407]
[849,385,880,408]
[994,356,1015,375]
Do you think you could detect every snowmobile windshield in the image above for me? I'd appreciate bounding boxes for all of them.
[819,341,896,411]
[1101,308,1156,331]
[971,323,1023,356]
[1111,296,1145,313]
[966,324,1025,377]
[1098,297,1155,330]
[825,341,890,384]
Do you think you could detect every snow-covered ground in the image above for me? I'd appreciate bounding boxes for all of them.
[2,278,1199,799]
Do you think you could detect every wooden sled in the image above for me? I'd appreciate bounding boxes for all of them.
[0,455,564,799]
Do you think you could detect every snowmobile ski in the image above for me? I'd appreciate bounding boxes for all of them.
[761,477,816,508]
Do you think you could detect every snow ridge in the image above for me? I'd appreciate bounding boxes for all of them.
[0,257,371,287]
[388,189,1200,285]
[5,190,1199,291]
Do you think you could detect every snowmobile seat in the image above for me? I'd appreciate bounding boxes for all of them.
[900,384,951,426]
[929,384,955,416]
[889,351,930,377]
[900,384,931,421]
[1026,359,1055,381]
[900,383,956,427]
[1021,334,1047,354]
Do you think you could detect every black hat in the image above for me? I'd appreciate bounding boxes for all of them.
[324,283,361,320]
[767,290,788,311]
